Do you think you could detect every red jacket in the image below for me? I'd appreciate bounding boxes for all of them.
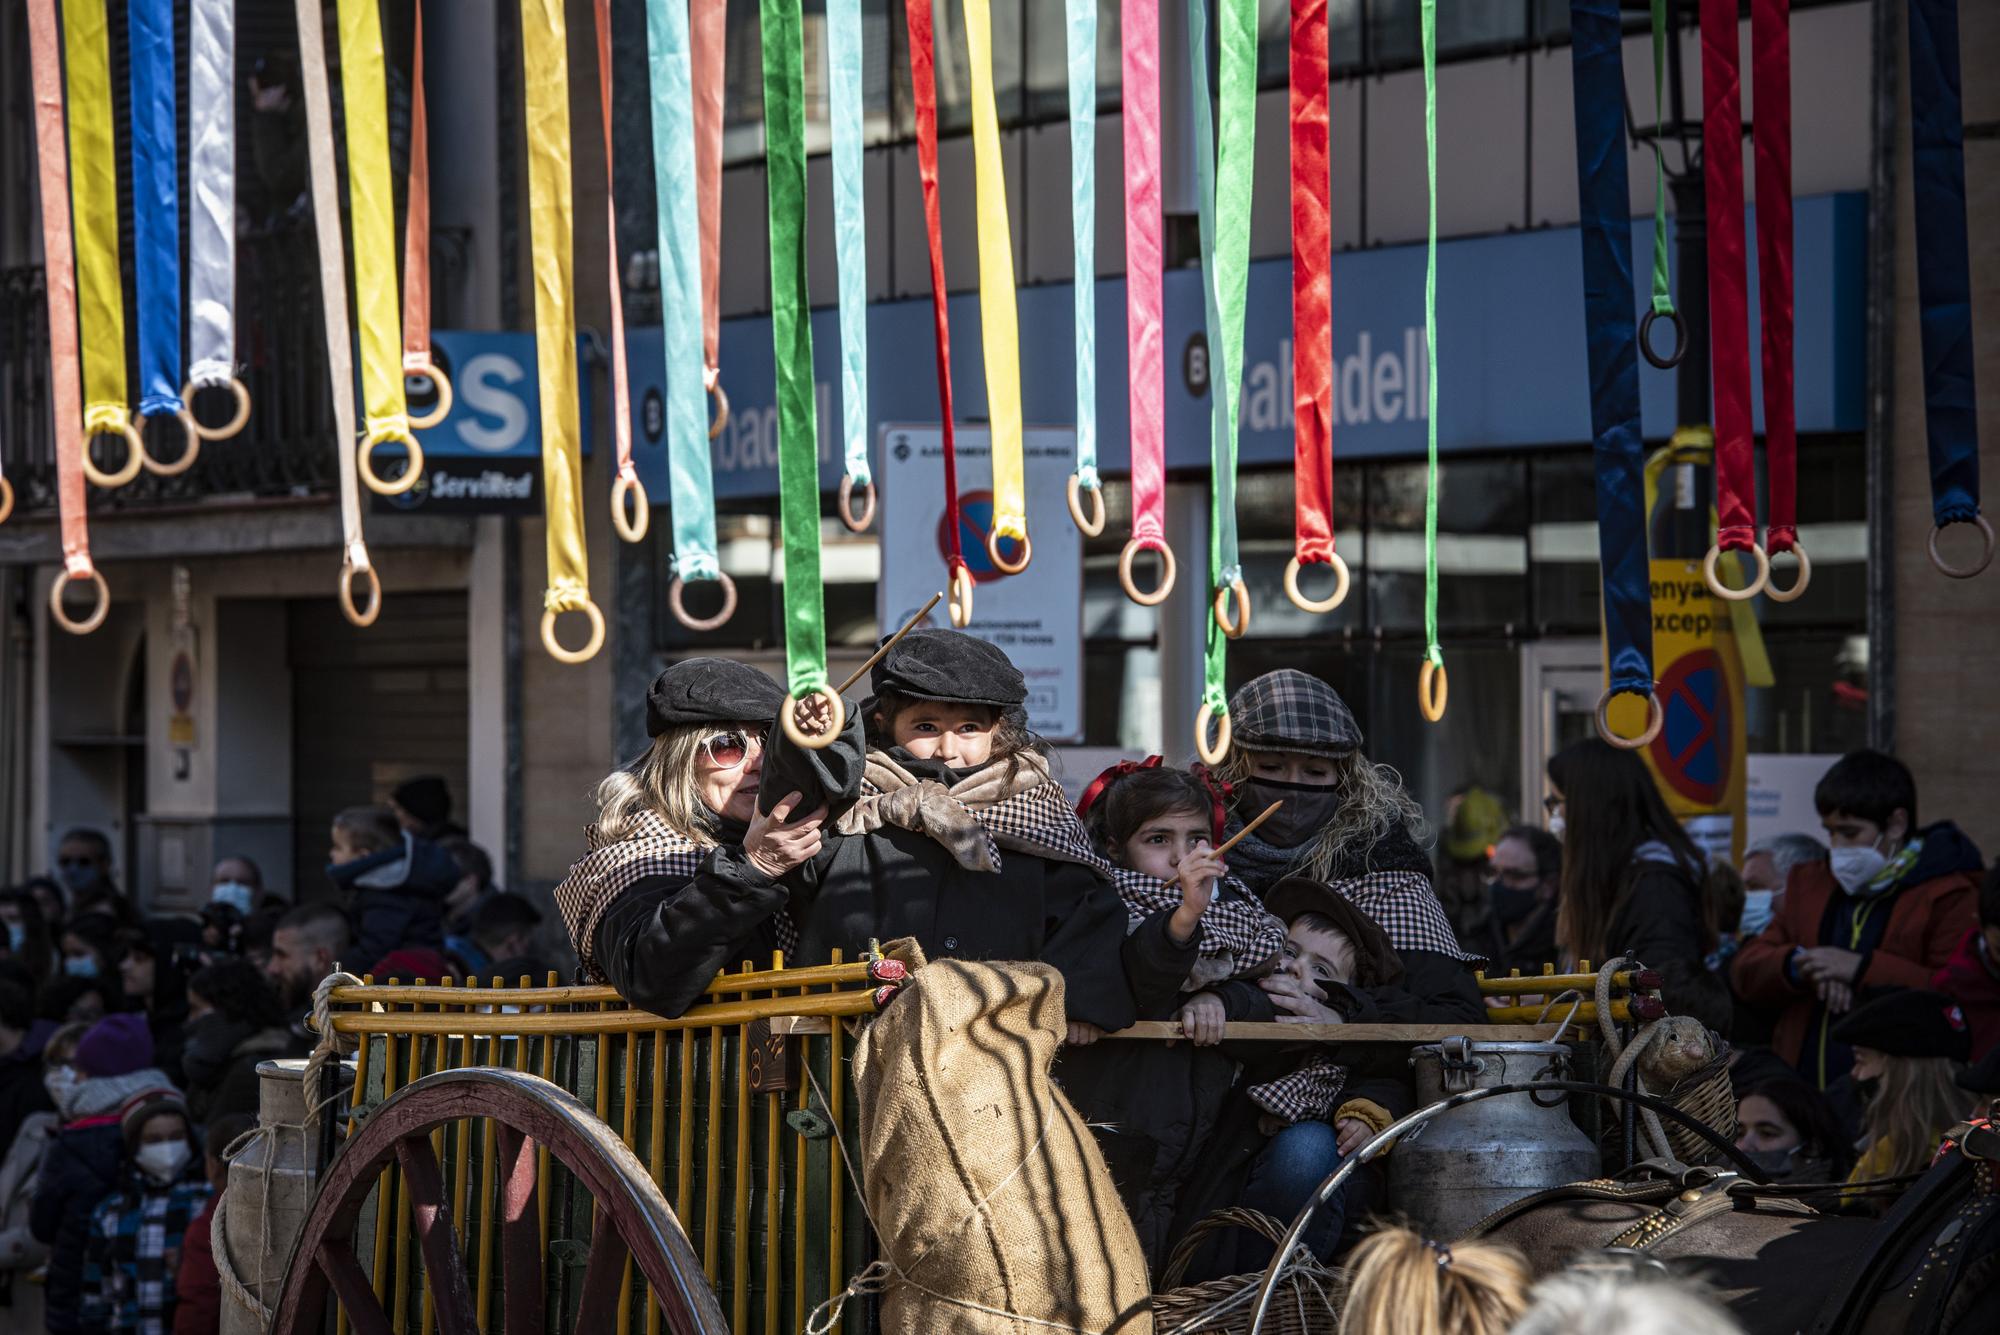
[1732,832,1979,1080]
[1933,926,2000,1062]
[172,1191,220,1335]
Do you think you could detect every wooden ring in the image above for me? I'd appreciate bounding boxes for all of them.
[986,527,1032,575]
[780,686,846,751]
[404,364,454,430]
[338,563,382,627]
[611,474,650,543]
[1284,553,1350,614]
[947,564,975,627]
[541,600,606,664]
[1118,538,1177,607]
[1066,475,1106,537]
[1195,702,1232,767]
[181,377,253,441]
[838,475,877,532]
[48,568,110,636]
[0,476,14,526]
[667,571,738,632]
[82,419,146,489]
[1594,687,1664,751]
[1928,515,1995,580]
[1418,659,1449,723]
[139,411,201,477]
[1702,542,1770,601]
[707,382,730,440]
[1212,576,1251,639]
[1763,542,1811,603]
[359,434,425,497]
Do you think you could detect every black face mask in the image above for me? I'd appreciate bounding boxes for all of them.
[1488,880,1539,927]
[1235,777,1343,849]
[1740,1145,1803,1179]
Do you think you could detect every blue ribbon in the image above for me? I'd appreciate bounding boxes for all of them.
[1908,0,1980,526]
[645,0,720,580]
[1568,0,1653,696]
[129,0,183,417]
[829,0,870,489]
[1066,0,1097,489]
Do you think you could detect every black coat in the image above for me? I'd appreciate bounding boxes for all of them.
[333,835,458,970]
[0,1019,56,1156]
[595,711,1148,1031]
[32,1117,125,1333]
[1606,857,1732,1034]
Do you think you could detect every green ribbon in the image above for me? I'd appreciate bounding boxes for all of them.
[1191,0,1255,714]
[1648,0,1676,317]
[1421,0,1443,677]
[761,0,826,695]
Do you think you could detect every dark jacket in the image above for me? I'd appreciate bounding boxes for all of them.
[180,1015,303,1123]
[1604,850,1733,1035]
[1733,822,1982,1084]
[0,1018,57,1155]
[595,709,1146,1031]
[172,1192,220,1335]
[33,1116,125,1332]
[331,834,458,970]
[1933,926,2000,1064]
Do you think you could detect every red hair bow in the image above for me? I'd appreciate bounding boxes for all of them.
[1191,763,1235,844]
[1075,755,1163,821]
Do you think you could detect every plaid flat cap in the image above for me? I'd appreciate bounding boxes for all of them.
[1228,669,1362,757]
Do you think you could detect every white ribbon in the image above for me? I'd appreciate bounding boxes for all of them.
[187,0,235,388]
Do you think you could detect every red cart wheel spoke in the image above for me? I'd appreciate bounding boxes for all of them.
[316,1240,393,1335]
[574,1205,634,1332]
[496,1123,545,1335]
[393,1135,479,1335]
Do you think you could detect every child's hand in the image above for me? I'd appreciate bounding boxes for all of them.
[1167,846,1225,943]
[1065,1020,1105,1047]
[1335,1117,1372,1156]
[1175,992,1228,1047]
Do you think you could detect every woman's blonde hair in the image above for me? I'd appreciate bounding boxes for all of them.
[593,723,720,845]
[1338,1228,1531,1335]
[1862,1053,1975,1178]
[1220,747,1429,878]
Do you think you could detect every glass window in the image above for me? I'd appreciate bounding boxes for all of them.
[1365,456,1529,634]
[653,502,883,651]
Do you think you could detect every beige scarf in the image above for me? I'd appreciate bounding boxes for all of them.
[837,751,1110,876]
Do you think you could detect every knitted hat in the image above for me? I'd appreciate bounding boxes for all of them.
[645,658,786,737]
[120,1087,190,1148]
[392,776,453,827]
[74,1013,155,1079]
[1227,670,1362,758]
[1831,988,1973,1062]
[868,628,1027,710]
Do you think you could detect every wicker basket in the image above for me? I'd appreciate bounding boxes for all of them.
[1662,1044,1739,1166]
[1149,1208,1343,1335]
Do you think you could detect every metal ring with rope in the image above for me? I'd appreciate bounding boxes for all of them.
[1638,307,1687,369]
[985,527,1031,575]
[337,562,382,629]
[611,473,651,543]
[541,599,606,664]
[780,686,846,751]
[1212,576,1251,639]
[1928,514,1995,580]
[837,475,876,532]
[1702,542,1769,601]
[82,418,148,489]
[0,475,13,526]
[358,433,425,497]
[1594,687,1664,751]
[1194,702,1232,767]
[1066,474,1105,537]
[138,410,202,477]
[706,380,730,440]
[1418,659,1448,723]
[1117,537,1177,607]
[947,564,975,627]
[403,363,454,431]
[1763,542,1811,602]
[49,567,111,635]
[181,376,254,441]
[667,572,738,632]
[1283,552,1349,613]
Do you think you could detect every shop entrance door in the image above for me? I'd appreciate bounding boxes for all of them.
[1519,640,1606,812]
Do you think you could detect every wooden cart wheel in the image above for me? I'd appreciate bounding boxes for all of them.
[268,1067,727,1335]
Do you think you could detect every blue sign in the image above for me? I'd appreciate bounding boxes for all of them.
[409,330,593,459]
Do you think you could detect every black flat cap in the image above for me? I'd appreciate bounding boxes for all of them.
[1831,988,1973,1063]
[1263,876,1403,987]
[646,658,786,737]
[868,627,1026,710]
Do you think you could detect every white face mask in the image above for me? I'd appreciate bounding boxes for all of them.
[134,1140,193,1184]
[209,881,256,915]
[1829,844,1889,895]
[1738,889,1776,937]
[1547,813,1565,840]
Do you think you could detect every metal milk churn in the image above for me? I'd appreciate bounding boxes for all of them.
[218,1058,348,1335]
[1387,1038,1599,1242]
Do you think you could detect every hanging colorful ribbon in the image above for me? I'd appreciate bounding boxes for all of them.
[29,0,108,631]
[1908,0,1991,579]
[1117,0,1175,610]
[185,0,252,442]
[1638,0,1686,370]
[64,0,146,489]
[519,0,604,663]
[401,5,452,433]
[1416,0,1446,724]
[693,0,729,438]
[1062,0,1103,537]
[1697,0,1767,601]
[904,0,974,625]
[963,0,1030,575]
[296,0,380,628]
[592,0,648,547]
[1285,0,1346,614]
[829,0,875,533]
[764,0,844,749]
[1751,0,1806,599]
[1570,0,1662,751]
[129,0,195,475]
[337,0,424,497]
[645,0,734,630]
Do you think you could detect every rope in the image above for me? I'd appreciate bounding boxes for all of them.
[303,970,364,1174]
[1592,957,1673,1160]
[209,1118,311,1324]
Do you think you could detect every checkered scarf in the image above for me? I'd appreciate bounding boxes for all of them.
[1228,669,1363,757]
[854,751,1112,875]
[1248,1053,1348,1125]
[1112,868,1287,988]
[1332,870,1482,963]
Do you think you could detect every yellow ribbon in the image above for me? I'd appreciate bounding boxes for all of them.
[962,0,1026,550]
[63,0,128,436]
[519,0,593,624]
[336,0,411,444]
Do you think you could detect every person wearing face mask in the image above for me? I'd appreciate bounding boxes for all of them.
[52,828,118,906]
[0,890,58,990]
[77,1089,212,1333]
[1733,750,1983,1089]
[30,1014,176,1335]
[1733,1076,1853,1183]
[56,913,125,995]
[1479,826,1563,974]
[206,856,268,920]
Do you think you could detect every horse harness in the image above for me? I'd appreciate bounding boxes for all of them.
[1466,1160,1816,1253]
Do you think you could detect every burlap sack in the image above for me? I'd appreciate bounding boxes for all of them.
[850,955,1155,1335]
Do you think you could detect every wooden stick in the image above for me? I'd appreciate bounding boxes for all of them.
[837,591,944,695]
[1160,799,1283,889]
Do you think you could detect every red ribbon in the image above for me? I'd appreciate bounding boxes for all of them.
[1123,0,1166,555]
[1701,0,1756,553]
[903,0,966,578]
[1751,0,1796,555]
[1289,0,1334,565]
[1074,755,1163,821]
[692,0,725,385]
